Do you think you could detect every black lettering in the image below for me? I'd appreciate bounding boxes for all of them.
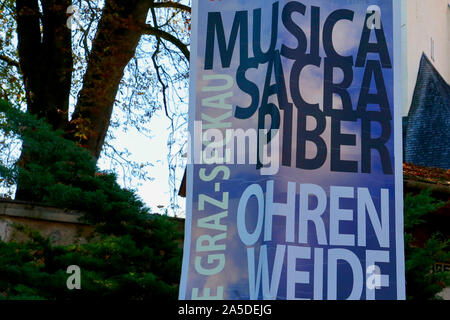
[281,1,308,59]
[205,11,248,70]
[331,116,358,173]
[361,118,393,174]
[310,6,321,58]
[235,58,260,119]
[323,57,355,117]
[356,13,392,68]
[296,107,327,170]
[261,51,293,167]
[290,54,322,109]
[357,60,392,120]
[253,2,279,63]
[323,9,355,65]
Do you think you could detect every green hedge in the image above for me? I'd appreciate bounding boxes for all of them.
[0,100,182,300]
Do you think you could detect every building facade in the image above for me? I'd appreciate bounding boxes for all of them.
[402,0,450,169]
[402,0,450,116]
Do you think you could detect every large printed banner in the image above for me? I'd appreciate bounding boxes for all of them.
[180,0,405,300]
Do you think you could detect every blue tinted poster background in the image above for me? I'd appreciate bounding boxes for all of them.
[180,0,405,300]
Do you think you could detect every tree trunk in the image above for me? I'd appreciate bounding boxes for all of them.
[15,0,73,200]
[16,0,73,131]
[67,0,151,159]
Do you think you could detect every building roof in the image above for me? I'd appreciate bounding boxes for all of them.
[404,54,450,170]
[404,163,450,187]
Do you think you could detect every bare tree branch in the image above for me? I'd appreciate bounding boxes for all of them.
[149,7,171,121]
[153,1,191,13]
[141,24,190,61]
[0,54,20,70]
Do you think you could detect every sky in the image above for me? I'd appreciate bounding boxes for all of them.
[69,0,190,217]
[97,109,187,216]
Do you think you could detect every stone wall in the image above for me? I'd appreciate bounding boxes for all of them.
[0,199,95,246]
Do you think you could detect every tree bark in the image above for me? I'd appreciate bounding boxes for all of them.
[15,0,73,200]
[16,0,73,131]
[67,0,151,159]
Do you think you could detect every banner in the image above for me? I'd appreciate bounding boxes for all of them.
[180,0,405,300]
